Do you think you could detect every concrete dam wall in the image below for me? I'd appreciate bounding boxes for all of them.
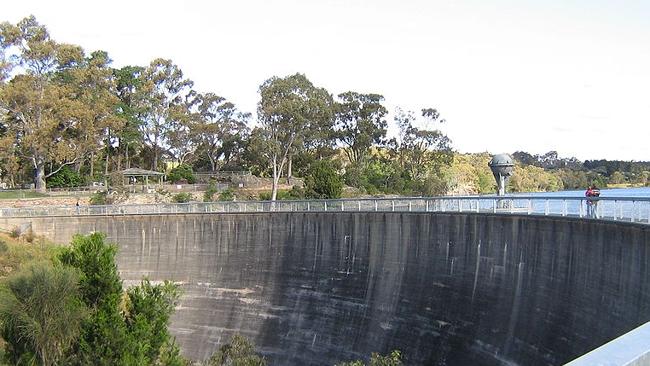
[1,213,649,365]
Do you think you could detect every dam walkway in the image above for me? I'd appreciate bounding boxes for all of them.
[1,195,649,225]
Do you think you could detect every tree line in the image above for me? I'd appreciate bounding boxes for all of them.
[0,16,452,199]
[2,16,646,198]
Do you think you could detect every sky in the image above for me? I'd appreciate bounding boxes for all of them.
[4,0,650,161]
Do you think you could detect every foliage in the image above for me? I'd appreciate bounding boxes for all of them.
[46,166,84,188]
[56,233,182,365]
[257,73,334,200]
[156,339,189,366]
[204,334,266,366]
[0,16,124,191]
[125,279,181,364]
[0,191,48,200]
[508,165,564,192]
[167,164,196,184]
[1,15,647,195]
[218,188,235,201]
[136,59,194,170]
[203,182,218,202]
[336,350,403,366]
[8,228,19,239]
[335,92,388,166]
[89,191,111,205]
[304,160,343,199]
[58,233,122,307]
[0,233,58,278]
[192,93,251,172]
[0,262,87,366]
[393,108,452,180]
[257,188,304,201]
[172,192,192,203]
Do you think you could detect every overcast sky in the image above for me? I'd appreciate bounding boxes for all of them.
[4,0,650,161]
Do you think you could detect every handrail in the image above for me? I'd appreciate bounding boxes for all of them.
[0,196,649,225]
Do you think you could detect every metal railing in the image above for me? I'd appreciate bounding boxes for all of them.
[0,196,649,224]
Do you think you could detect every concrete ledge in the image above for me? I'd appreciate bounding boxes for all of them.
[565,322,650,366]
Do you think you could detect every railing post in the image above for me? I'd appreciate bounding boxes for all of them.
[375,200,378,212]
[325,201,328,211]
[545,200,549,216]
[458,199,462,213]
[358,201,361,211]
[341,201,345,211]
[562,200,567,216]
[408,201,412,212]
[426,200,429,212]
[527,199,532,215]
[391,201,395,211]
[493,199,497,213]
[307,202,310,211]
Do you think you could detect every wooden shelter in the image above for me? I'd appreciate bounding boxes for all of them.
[117,168,165,192]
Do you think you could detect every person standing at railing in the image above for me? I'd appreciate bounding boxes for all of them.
[75,199,80,215]
[585,185,600,218]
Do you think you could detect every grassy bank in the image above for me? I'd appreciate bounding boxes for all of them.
[0,190,49,200]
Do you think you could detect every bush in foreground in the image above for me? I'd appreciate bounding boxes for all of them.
[0,233,184,365]
[0,262,87,366]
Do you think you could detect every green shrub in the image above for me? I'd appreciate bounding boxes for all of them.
[172,192,192,203]
[205,334,266,366]
[167,164,196,184]
[258,188,304,201]
[0,239,8,253]
[89,191,110,205]
[218,188,235,201]
[203,183,218,202]
[57,233,183,365]
[336,350,403,366]
[305,161,343,199]
[46,165,84,188]
[9,227,20,239]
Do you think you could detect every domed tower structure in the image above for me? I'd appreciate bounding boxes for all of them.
[488,154,514,196]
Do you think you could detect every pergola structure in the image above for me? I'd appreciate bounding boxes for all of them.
[117,168,165,192]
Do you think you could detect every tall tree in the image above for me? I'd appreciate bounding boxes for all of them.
[136,58,193,171]
[193,92,250,171]
[0,16,122,190]
[257,73,333,201]
[0,16,83,190]
[334,92,388,166]
[63,50,124,179]
[114,65,145,170]
[394,107,452,180]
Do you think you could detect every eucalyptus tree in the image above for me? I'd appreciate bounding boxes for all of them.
[192,92,250,171]
[113,65,145,170]
[257,73,333,201]
[62,50,124,178]
[0,17,82,190]
[393,107,452,180]
[334,92,388,166]
[136,58,194,171]
[0,16,96,190]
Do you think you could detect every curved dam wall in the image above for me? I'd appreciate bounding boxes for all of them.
[1,213,649,365]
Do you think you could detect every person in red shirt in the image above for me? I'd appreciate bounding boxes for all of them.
[585,185,600,218]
